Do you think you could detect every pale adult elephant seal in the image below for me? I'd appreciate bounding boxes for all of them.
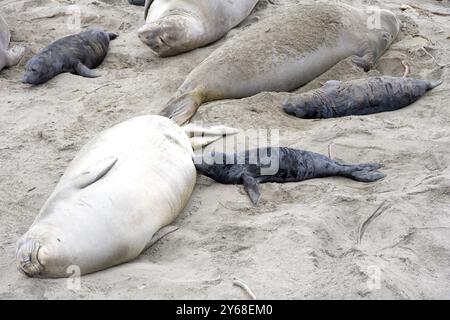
[160,3,401,124]
[283,76,443,119]
[0,14,25,71]
[195,148,385,205]
[22,28,118,85]
[16,115,238,278]
[138,0,259,57]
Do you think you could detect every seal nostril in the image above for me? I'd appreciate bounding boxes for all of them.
[16,239,44,277]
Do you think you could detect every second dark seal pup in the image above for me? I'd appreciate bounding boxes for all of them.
[22,28,118,85]
[283,76,443,119]
[195,147,385,205]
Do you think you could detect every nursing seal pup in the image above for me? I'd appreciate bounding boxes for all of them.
[160,3,400,124]
[283,77,443,119]
[16,116,238,278]
[195,148,385,205]
[138,0,259,57]
[22,28,118,85]
[0,14,25,71]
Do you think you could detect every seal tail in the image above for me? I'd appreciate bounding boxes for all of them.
[428,80,443,90]
[16,238,44,277]
[108,32,119,41]
[345,163,386,183]
[160,92,202,125]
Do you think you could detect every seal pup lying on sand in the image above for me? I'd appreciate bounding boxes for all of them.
[0,14,25,71]
[16,116,238,278]
[195,148,385,205]
[22,28,118,85]
[138,0,259,57]
[283,76,443,119]
[160,3,400,124]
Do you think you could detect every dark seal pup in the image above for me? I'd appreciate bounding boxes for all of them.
[22,28,118,85]
[283,76,443,119]
[195,147,385,205]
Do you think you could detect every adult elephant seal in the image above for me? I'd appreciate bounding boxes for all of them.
[195,148,385,205]
[283,76,443,119]
[138,0,259,57]
[0,14,25,71]
[22,28,118,85]
[16,116,238,278]
[160,3,401,124]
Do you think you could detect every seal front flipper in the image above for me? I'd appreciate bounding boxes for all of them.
[108,32,119,40]
[74,61,101,78]
[351,53,376,72]
[145,225,179,249]
[73,157,118,189]
[242,174,261,205]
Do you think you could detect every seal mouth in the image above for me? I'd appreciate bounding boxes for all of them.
[16,239,44,277]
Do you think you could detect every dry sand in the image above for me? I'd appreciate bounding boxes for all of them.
[0,0,449,299]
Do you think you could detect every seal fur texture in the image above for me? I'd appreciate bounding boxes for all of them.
[0,14,25,71]
[283,76,443,119]
[160,3,401,124]
[195,148,385,205]
[138,0,259,57]
[22,28,118,85]
[16,116,237,278]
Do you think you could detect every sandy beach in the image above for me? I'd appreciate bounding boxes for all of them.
[0,0,449,299]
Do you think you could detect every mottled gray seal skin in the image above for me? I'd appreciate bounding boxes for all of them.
[283,76,444,119]
[195,147,385,205]
[22,28,118,85]
[128,0,145,6]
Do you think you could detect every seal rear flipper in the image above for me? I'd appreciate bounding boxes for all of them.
[74,61,101,78]
[242,174,261,205]
[347,165,386,183]
[144,0,155,20]
[160,92,202,125]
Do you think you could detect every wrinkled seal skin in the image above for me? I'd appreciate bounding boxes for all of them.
[16,115,237,278]
[22,28,118,85]
[0,14,25,71]
[138,0,259,57]
[283,77,444,119]
[195,148,385,205]
[160,3,400,125]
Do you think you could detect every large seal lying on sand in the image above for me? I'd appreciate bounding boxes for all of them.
[0,14,25,71]
[16,116,238,278]
[195,148,385,205]
[138,0,259,57]
[22,28,118,85]
[283,76,443,119]
[160,3,401,124]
